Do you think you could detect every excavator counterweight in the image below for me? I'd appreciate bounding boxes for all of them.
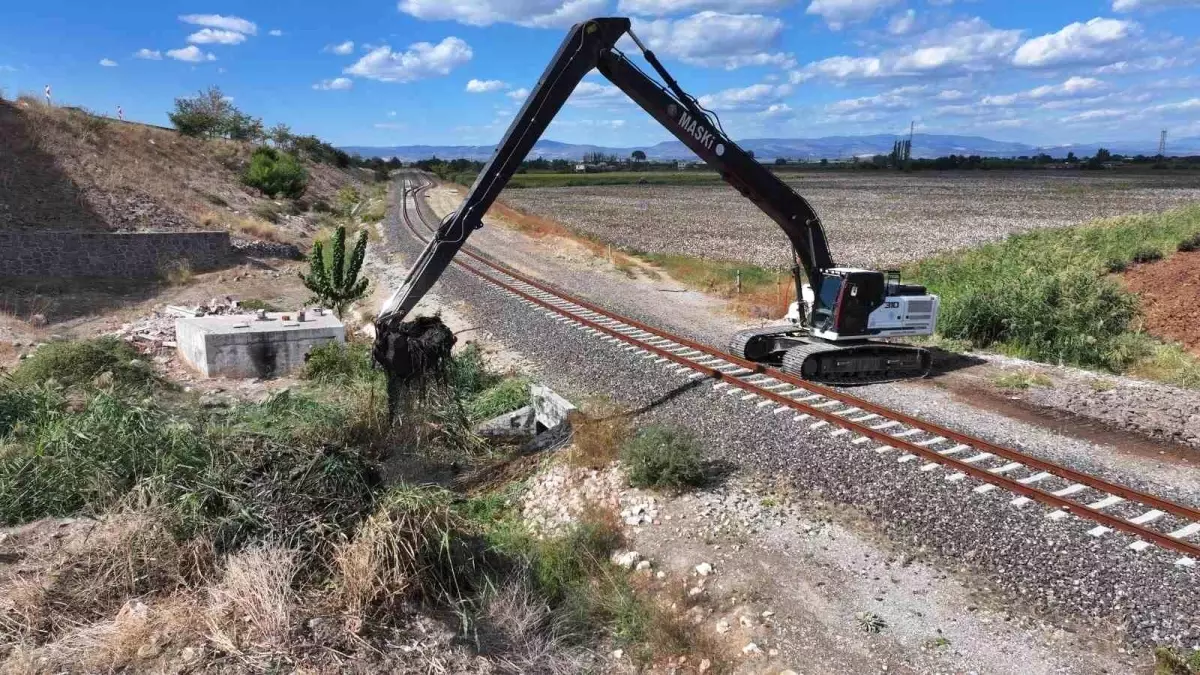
[376,16,939,385]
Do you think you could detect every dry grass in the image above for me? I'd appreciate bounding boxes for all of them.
[565,398,632,470]
[1,99,363,235]
[332,486,472,633]
[205,546,299,656]
[0,508,210,658]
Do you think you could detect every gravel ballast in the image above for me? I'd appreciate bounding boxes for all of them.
[380,176,1199,650]
[501,172,1200,269]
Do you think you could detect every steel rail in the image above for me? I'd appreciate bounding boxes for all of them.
[395,175,1200,560]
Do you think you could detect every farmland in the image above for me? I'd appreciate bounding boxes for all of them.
[499,171,1200,269]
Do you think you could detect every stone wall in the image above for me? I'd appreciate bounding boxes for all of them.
[0,231,230,278]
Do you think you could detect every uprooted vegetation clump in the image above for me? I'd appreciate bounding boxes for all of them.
[620,425,706,492]
[0,337,689,671]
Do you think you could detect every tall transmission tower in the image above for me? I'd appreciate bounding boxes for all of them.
[1158,129,1168,159]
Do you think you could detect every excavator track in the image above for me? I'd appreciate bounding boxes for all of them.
[781,341,931,385]
[728,325,805,361]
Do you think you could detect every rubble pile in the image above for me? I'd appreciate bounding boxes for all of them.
[111,297,255,354]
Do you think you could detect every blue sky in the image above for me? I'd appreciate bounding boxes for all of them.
[2,0,1198,148]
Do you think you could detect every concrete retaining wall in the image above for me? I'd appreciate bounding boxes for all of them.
[0,230,230,278]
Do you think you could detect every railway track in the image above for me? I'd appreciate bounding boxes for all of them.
[395,174,1200,565]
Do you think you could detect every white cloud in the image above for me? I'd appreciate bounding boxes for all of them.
[134,48,162,60]
[935,89,968,101]
[800,18,1022,81]
[398,0,608,28]
[631,12,794,70]
[99,58,118,67]
[375,122,406,129]
[549,118,628,130]
[1147,97,1200,113]
[313,77,353,90]
[826,85,926,114]
[1094,55,1185,73]
[1113,0,1200,10]
[981,76,1107,105]
[167,46,217,63]
[268,29,284,37]
[758,103,794,118]
[697,83,792,112]
[887,9,916,35]
[466,78,508,93]
[344,37,473,83]
[618,0,792,14]
[388,110,398,117]
[1061,108,1128,122]
[806,0,899,30]
[187,29,248,45]
[178,14,257,35]
[325,41,355,55]
[566,80,627,107]
[506,87,531,99]
[1013,18,1136,68]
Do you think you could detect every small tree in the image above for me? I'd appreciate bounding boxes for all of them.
[243,146,308,198]
[269,123,293,149]
[631,149,646,162]
[299,226,369,319]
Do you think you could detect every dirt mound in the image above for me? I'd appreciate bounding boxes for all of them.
[1123,250,1200,355]
[0,100,360,238]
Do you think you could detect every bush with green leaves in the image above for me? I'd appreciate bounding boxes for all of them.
[7,337,155,390]
[620,426,705,491]
[304,341,375,383]
[299,225,369,318]
[910,205,1200,373]
[242,146,308,199]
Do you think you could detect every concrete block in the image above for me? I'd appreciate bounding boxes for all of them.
[475,405,536,439]
[531,384,577,430]
[176,312,344,379]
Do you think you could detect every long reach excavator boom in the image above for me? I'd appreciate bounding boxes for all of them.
[377,17,940,385]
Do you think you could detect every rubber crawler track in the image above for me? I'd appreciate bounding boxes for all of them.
[394,174,1200,564]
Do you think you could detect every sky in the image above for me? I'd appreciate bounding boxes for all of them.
[2,0,1198,148]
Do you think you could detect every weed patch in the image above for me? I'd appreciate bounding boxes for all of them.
[303,341,374,384]
[161,259,194,286]
[235,298,282,313]
[991,370,1054,390]
[468,377,531,421]
[621,425,705,492]
[7,337,154,390]
[909,204,1200,374]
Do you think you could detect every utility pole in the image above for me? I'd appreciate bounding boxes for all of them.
[908,120,914,161]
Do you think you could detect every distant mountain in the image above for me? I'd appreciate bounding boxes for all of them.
[342,133,1200,162]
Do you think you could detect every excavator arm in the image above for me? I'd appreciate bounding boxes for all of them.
[377,16,834,327]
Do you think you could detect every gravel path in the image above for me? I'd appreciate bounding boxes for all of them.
[501,172,1200,269]
[380,175,1199,653]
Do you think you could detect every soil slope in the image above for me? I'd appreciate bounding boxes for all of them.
[0,99,360,234]
[1123,250,1200,356]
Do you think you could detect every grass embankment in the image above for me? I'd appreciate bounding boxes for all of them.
[0,337,701,670]
[908,204,1200,386]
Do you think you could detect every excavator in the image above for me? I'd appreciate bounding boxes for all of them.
[375,16,940,385]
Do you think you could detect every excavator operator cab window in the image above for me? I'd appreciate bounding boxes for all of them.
[811,276,843,332]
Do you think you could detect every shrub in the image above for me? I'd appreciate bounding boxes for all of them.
[992,370,1054,390]
[251,201,281,224]
[1178,233,1200,253]
[935,270,1143,371]
[1131,247,1164,264]
[336,186,361,216]
[620,426,705,491]
[304,341,374,383]
[7,337,153,389]
[242,146,308,199]
[162,259,194,285]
